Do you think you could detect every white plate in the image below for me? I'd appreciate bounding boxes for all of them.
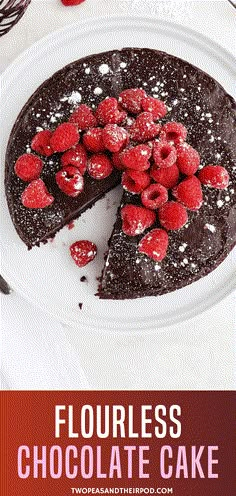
[1,16,236,333]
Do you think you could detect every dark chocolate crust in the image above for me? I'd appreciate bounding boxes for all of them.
[5,48,236,298]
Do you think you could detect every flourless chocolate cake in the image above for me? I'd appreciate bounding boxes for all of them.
[5,48,236,299]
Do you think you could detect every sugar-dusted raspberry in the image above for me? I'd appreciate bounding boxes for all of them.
[83,127,105,153]
[150,163,179,189]
[70,240,97,268]
[21,179,54,208]
[160,121,187,145]
[95,97,127,126]
[138,228,169,262]
[130,112,161,143]
[61,144,87,175]
[173,176,203,211]
[176,143,200,175]
[87,154,113,180]
[118,88,147,114]
[69,104,97,130]
[121,144,152,171]
[153,141,177,168]
[14,153,43,182]
[198,165,229,190]
[141,97,167,120]
[31,130,53,157]
[141,183,168,210]
[112,152,126,170]
[122,169,151,194]
[56,166,84,197]
[121,204,156,236]
[159,201,188,230]
[102,124,129,152]
[50,122,79,152]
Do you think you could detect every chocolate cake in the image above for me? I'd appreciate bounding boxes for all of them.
[5,48,236,299]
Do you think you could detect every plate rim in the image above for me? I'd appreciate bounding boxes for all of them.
[1,14,236,88]
[1,14,236,333]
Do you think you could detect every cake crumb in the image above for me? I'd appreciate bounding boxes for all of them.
[67,221,75,230]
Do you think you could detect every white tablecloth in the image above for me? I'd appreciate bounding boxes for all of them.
[1,0,235,390]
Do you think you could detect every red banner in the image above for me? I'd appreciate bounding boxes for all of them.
[0,391,235,495]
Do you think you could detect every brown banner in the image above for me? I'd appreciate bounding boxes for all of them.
[0,391,235,495]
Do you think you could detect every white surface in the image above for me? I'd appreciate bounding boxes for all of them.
[1,293,89,390]
[0,0,236,388]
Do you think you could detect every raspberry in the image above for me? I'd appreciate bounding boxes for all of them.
[121,144,152,171]
[14,153,43,182]
[176,144,200,175]
[102,124,129,152]
[83,128,105,153]
[118,88,147,114]
[160,121,187,145]
[95,97,127,126]
[122,170,151,194]
[198,165,229,190]
[130,112,161,143]
[141,97,167,120]
[61,144,87,175]
[56,166,84,197]
[61,0,85,5]
[141,183,168,210]
[159,201,188,230]
[21,179,54,208]
[70,240,97,268]
[153,141,177,168]
[69,104,97,130]
[138,228,169,262]
[121,204,156,236]
[87,154,113,180]
[31,130,53,156]
[173,176,203,211]
[50,122,79,152]
[150,163,179,189]
[112,152,126,170]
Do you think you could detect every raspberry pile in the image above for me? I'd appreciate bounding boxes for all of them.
[14,88,230,265]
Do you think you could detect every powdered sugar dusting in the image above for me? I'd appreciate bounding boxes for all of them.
[94,87,103,95]
[99,64,110,75]
[60,91,82,105]
[205,223,216,233]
